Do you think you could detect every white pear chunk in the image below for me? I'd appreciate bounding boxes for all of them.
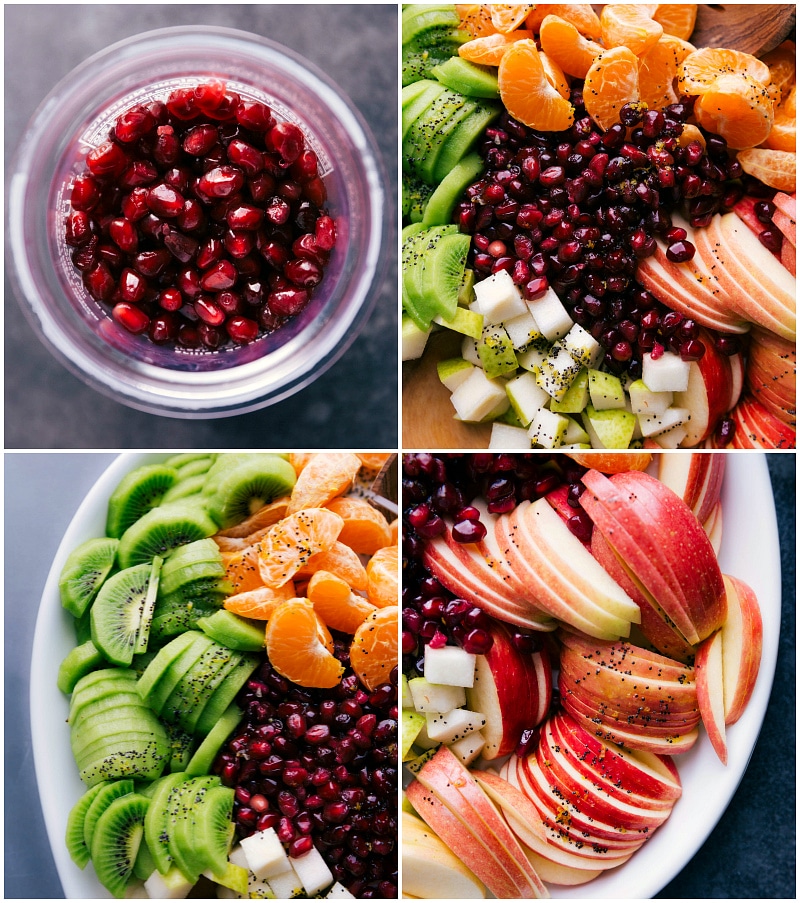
[448,730,486,766]
[408,677,467,713]
[472,270,528,323]
[426,708,487,744]
[642,350,691,392]
[489,422,532,449]
[525,287,573,340]
[402,314,432,361]
[424,645,477,687]
[505,370,549,426]
[563,322,603,368]
[450,369,509,422]
[528,407,570,448]
[291,846,334,897]
[638,406,691,438]
[628,378,673,416]
[240,826,292,879]
[536,342,583,400]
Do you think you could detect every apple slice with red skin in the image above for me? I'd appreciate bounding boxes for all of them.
[414,746,548,898]
[728,394,797,448]
[781,239,796,275]
[530,646,553,727]
[772,192,796,247]
[694,629,727,764]
[703,500,723,555]
[523,848,603,886]
[656,452,725,524]
[468,498,534,599]
[544,485,592,547]
[673,333,736,446]
[720,574,763,725]
[581,469,727,645]
[465,620,543,760]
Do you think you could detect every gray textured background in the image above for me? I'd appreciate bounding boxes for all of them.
[4,452,796,898]
[4,4,398,448]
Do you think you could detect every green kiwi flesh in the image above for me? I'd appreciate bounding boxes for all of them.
[203,455,296,529]
[169,783,234,881]
[90,792,150,898]
[417,232,472,323]
[117,502,217,569]
[59,537,119,617]
[66,782,107,869]
[90,564,154,665]
[421,152,485,227]
[106,465,179,539]
[82,779,136,851]
[57,640,107,695]
[195,610,265,652]
[184,704,242,777]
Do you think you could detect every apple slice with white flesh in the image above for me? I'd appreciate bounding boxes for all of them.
[464,620,543,760]
[720,574,763,725]
[694,629,727,764]
[704,500,723,554]
[402,811,486,899]
[656,451,725,524]
[672,335,738,447]
[728,393,797,448]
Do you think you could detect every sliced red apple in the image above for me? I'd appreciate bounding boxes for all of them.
[728,393,797,448]
[703,500,723,555]
[672,337,735,447]
[656,451,725,523]
[694,629,727,764]
[720,574,763,725]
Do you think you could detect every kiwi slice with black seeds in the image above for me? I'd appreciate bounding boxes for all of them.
[144,772,193,875]
[171,456,216,481]
[163,452,216,470]
[137,630,208,708]
[132,833,157,882]
[79,736,169,787]
[66,782,108,869]
[59,537,119,617]
[161,643,239,734]
[165,723,196,773]
[170,783,234,881]
[117,502,217,569]
[203,454,296,529]
[106,465,179,540]
[417,231,472,323]
[90,564,154,666]
[195,654,260,736]
[82,778,135,852]
[90,792,149,897]
[196,610,265,652]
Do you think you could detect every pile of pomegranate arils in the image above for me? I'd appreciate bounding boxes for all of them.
[64,80,337,351]
[215,649,398,899]
[456,93,756,388]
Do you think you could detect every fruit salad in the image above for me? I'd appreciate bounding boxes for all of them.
[65,81,337,351]
[401,451,766,897]
[57,452,398,899]
[402,4,796,449]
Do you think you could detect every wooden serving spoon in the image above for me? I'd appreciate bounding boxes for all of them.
[402,4,795,450]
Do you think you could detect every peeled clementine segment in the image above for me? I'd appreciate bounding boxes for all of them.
[677,48,771,96]
[289,452,314,475]
[652,4,697,41]
[694,75,775,149]
[223,545,264,593]
[296,541,368,591]
[765,86,797,152]
[638,36,684,110]
[285,453,362,515]
[489,3,535,34]
[458,30,534,66]
[600,4,663,56]
[584,46,640,131]
[678,123,706,150]
[760,40,795,101]
[539,15,603,79]
[224,583,295,620]
[498,39,575,132]
[563,451,653,473]
[736,148,797,192]
[265,598,344,688]
[457,4,498,37]
[540,51,570,99]
[366,545,399,609]
[388,519,399,545]
[258,507,344,587]
[308,571,377,635]
[356,453,393,472]
[216,497,289,538]
[325,497,393,555]
[350,606,399,691]
[526,4,601,40]
[213,534,248,553]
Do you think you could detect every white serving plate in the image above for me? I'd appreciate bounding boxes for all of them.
[399,451,782,900]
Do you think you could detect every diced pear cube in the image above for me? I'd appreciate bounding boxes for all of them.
[247,873,277,899]
[291,846,334,897]
[450,369,509,422]
[448,729,486,766]
[434,306,483,339]
[327,882,357,899]
[642,350,691,393]
[628,378,673,417]
[563,322,602,368]
[125,882,148,899]
[503,309,544,350]
[401,674,413,710]
[228,846,249,870]
[582,405,636,448]
[472,270,527,323]
[477,325,518,378]
[489,422,532,449]
[204,863,249,897]
[652,422,689,448]
[638,406,691,438]
[424,645,477,687]
[536,343,582,401]
[528,408,570,448]
[461,334,481,366]
[437,358,474,392]
[402,709,427,759]
[144,868,193,899]
[549,369,589,414]
[426,708,487,744]
[264,865,303,899]
[412,721,441,751]
[588,369,626,410]
[505,370,549,426]
[516,344,548,373]
[240,826,292,879]
[402,314,431,361]
[562,417,591,446]
[525,287,573,341]
[409,677,467,713]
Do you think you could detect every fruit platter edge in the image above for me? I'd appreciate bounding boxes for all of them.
[401,452,782,900]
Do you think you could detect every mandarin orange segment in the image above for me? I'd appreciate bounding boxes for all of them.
[458,30,534,66]
[761,40,796,101]
[265,598,344,688]
[498,39,575,132]
[652,4,697,41]
[456,4,498,37]
[540,51,570,99]
[297,541,369,591]
[677,123,706,150]
[526,4,601,40]
[356,453,394,472]
[388,519,399,545]
[765,85,797,152]
[539,14,604,79]
[694,75,775,149]
[366,545,399,609]
[216,497,289,538]
[325,497,393,555]
[638,36,684,110]
[563,451,653,473]
[600,4,663,56]
[285,453,362,515]
[677,48,771,96]
[489,3,535,34]
[308,571,377,635]
[288,452,314,475]
[223,545,264,593]
[258,507,344,587]
[350,606,399,691]
[736,148,797,192]
[224,583,295,620]
[584,46,640,131]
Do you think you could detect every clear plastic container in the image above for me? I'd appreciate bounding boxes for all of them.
[7,26,389,417]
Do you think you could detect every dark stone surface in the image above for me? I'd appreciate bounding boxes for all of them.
[4,5,398,448]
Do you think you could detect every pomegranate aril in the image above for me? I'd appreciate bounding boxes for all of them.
[108,218,138,254]
[163,229,199,264]
[266,122,304,163]
[71,173,102,211]
[228,139,265,175]
[226,315,259,344]
[236,100,274,132]
[65,211,93,247]
[146,184,185,218]
[86,142,127,177]
[112,301,149,334]
[227,204,264,231]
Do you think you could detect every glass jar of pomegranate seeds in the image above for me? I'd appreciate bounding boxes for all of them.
[7,26,388,417]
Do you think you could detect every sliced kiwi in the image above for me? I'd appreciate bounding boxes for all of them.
[404,225,461,327]
[402,80,446,144]
[422,152,485,227]
[137,630,208,708]
[160,473,207,504]
[90,792,150,897]
[66,782,108,868]
[90,564,153,666]
[132,833,157,882]
[417,231,472,323]
[404,89,470,180]
[57,640,107,695]
[148,594,226,643]
[431,56,500,98]
[196,610,265,652]
[402,24,470,86]
[159,539,226,596]
[59,537,120,617]
[172,455,216,481]
[106,465,179,540]
[142,633,217,716]
[203,455,296,529]
[70,695,153,733]
[433,101,500,183]
[163,452,216,471]
[184,704,242,777]
[144,772,192,875]
[169,783,234,881]
[82,778,136,851]
[117,502,217,569]
[74,607,93,645]
[165,723,196,773]
[162,644,239,734]
[195,654,260,737]
[401,4,461,44]
[403,173,435,223]
[79,737,170,787]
